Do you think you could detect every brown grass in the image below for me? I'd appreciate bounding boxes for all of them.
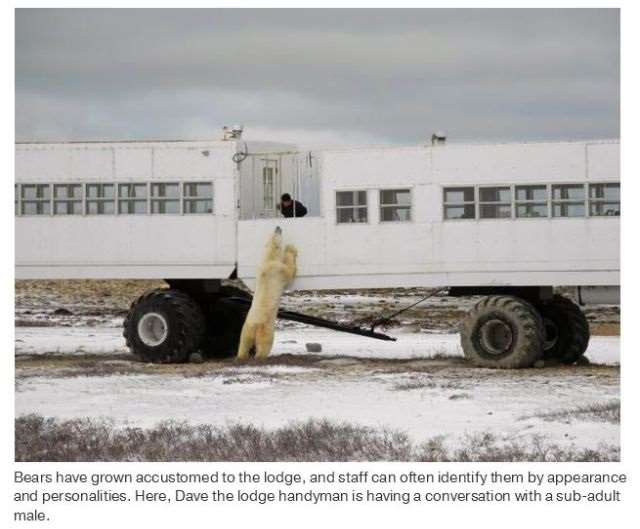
[15,351,620,385]
[15,415,619,462]
[523,400,620,424]
[590,323,620,336]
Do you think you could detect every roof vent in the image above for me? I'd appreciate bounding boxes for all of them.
[431,131,447,145]
[222,125,243,141]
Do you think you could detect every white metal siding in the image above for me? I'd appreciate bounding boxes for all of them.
[16,139,620,288]
[238,141,619,290]
[15,141,238,279]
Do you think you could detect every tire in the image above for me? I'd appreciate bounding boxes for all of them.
[535,295,590,364]
[123,288,206,363]
[203,298,247,359]
[461,295,544,369]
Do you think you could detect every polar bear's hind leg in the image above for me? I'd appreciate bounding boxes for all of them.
[237,322,256,360]
[254,323,275,359]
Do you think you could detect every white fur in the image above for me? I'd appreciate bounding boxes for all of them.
[237,229,297,360]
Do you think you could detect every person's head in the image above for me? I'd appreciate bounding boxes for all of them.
[280,193,292,207]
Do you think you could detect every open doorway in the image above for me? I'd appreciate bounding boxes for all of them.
[239,152,320,220]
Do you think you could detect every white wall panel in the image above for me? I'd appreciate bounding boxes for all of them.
[17,139,620,288]
[239,140,620,290]
[16,140,238,279]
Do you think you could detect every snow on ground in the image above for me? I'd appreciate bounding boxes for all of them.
[15,359,618,450]
[14,282,621,458]
[15,325,620,451]
[15,325,620,365]
[16,327,125,356]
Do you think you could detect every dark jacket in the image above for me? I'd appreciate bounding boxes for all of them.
[280,200,307,218]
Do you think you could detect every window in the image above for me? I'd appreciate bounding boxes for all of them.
[552,184,585,217]
[263,167,275,211]
[14,184,18,213]
[480,187,511,219]
[336,191,368,223]
[53,184,82,215]
[183,182,213,214]
[380,189,411,221]
[151,183,179,214]
[515,185,548,218]
[589,183,620,216]
[118,183,148,214]
[479,187,511,218]
[443,187,475,219]
[86,184,115,215]
[21,184,51,215]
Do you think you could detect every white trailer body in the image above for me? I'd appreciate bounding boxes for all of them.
[14,136,620,368]
[237,140,620,291]
[16,139,620,290]
[15,140,240,279]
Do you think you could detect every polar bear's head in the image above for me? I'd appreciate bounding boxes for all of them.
[263,226,284,262]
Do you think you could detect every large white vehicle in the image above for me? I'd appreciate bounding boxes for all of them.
[15,130,620,368]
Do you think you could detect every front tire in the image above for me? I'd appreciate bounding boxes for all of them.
[123,289,206,363]
[535,295,590,364]
[461,296,544,368]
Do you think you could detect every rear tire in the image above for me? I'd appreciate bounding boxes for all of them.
[123,289,206,363]
[203,298,247,358]
[461,295,544,369]
[535,295,590,364]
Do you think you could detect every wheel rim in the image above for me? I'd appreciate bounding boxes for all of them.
[480,319,514,355]
[542,317,560,351]
[137,312,168,347]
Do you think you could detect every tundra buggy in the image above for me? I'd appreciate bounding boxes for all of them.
[15,134,620,368]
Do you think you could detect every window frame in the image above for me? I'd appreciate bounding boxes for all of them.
[478,185,513,220]
[379,188,412,223]
[335,189,369,224]
[588,182,620,217]
[514,184,550,219]
[150,182,182,215]
[262,167,275,212]
[20,183,52,216]
[551,183,587,218]
[182,181,214,215]
[52,183,84,216]
[117,182,150,215]
[443,186,477,220]
[85,183,116,216]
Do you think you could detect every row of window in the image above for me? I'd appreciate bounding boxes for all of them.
[335,183,620,223]
[443,183,620,219]
[14,181,620,220]
[14,182,213,216]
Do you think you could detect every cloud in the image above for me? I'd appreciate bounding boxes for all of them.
[15,8,619,144]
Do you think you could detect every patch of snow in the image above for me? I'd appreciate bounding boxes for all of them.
[15,326,620,366]
[15,327,127,356]
[15,369,619,450]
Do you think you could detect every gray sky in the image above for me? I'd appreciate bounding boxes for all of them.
[15,8,619,145]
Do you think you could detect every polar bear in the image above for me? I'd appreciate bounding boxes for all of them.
[237,227,297,360]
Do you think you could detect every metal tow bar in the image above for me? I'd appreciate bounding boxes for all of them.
[225,297,397,342]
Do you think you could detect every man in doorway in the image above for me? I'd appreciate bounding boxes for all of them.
[279,193,308,218]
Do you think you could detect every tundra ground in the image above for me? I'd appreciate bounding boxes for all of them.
[15,280,620,462]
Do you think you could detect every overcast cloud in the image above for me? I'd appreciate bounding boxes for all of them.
[15,8,619,145]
